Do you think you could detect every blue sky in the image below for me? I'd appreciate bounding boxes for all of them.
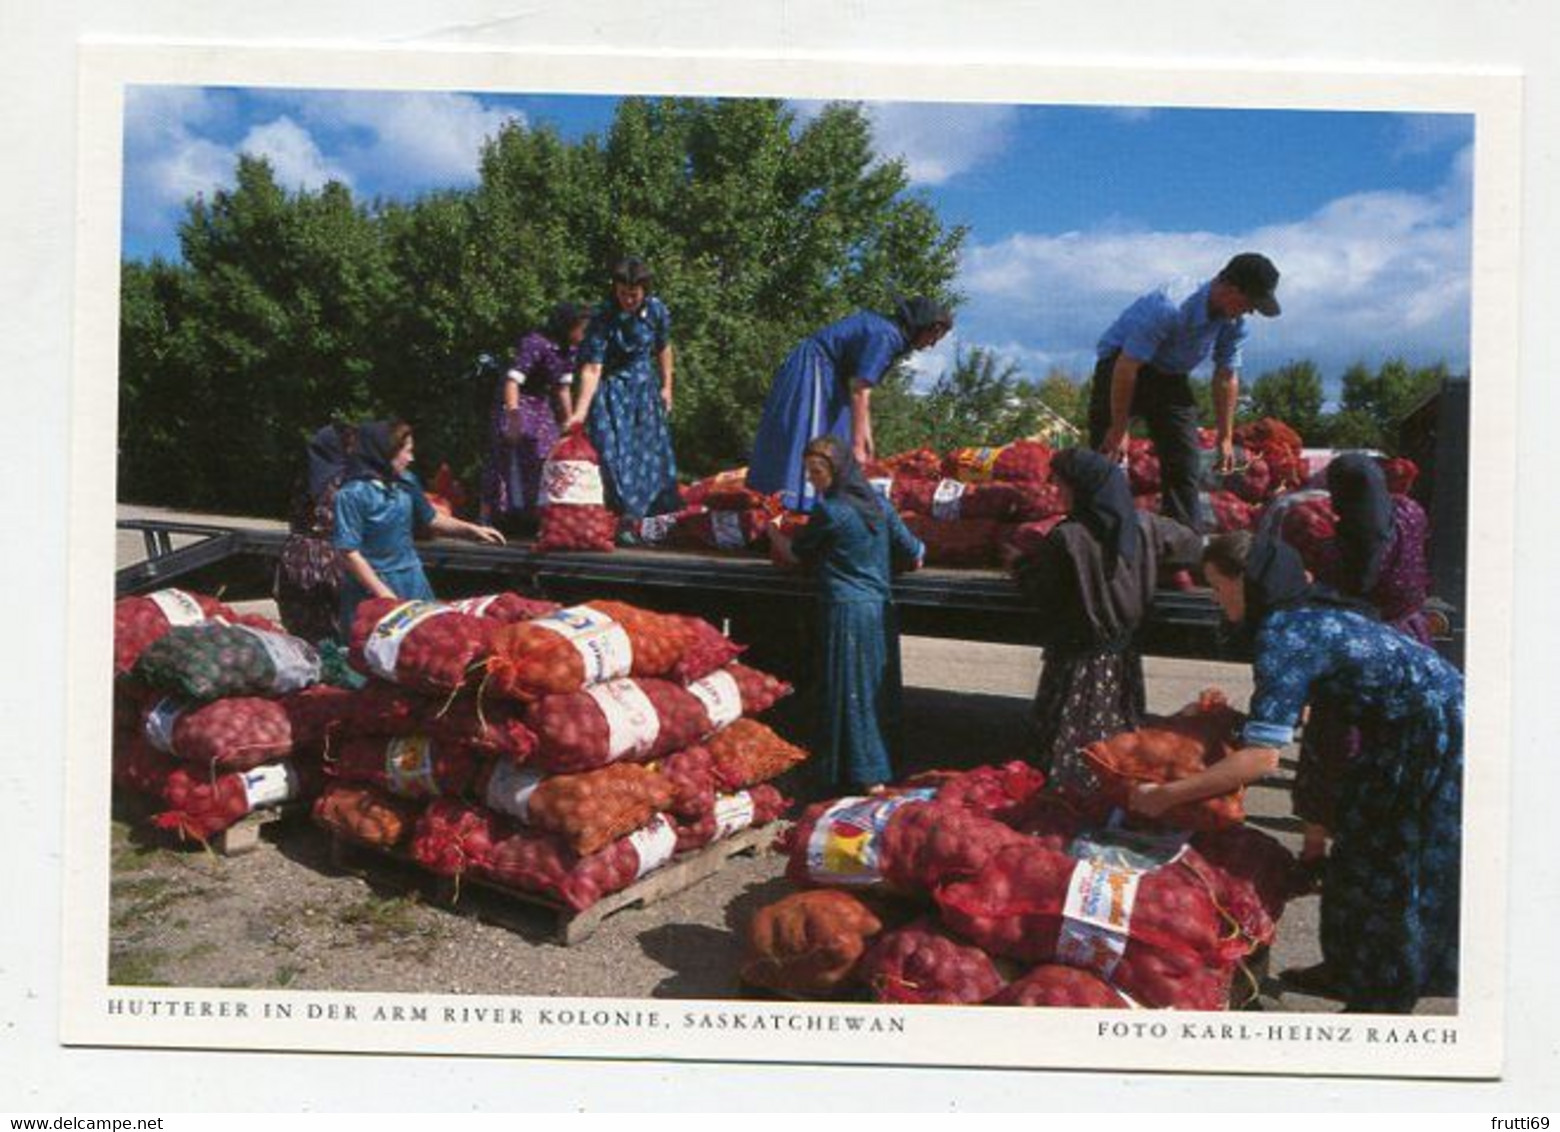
[122,86,1473,395]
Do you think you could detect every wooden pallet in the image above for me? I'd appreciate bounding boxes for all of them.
[212,803,304,856]
[329,822,773,946]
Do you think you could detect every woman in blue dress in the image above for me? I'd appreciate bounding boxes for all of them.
[770,435,926,797]
[746,297,953,511]
[564,258,681,526]
[1129,530,1462,1014]
[333,420,506,639]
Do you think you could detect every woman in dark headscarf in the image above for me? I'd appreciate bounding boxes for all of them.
[746,296,953,511]
[1014,447,1202,793]
[332,420,505,639]
[1130,529,1463,1014]
[770,435,926,796]
[1288,453,1435,868]
[273,422,357,643]
[481,301,591,533]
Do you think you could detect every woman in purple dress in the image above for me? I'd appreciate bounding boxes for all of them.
[481,302,589,533]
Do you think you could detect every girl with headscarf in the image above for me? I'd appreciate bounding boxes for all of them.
[1014,447,1203,792]
[481,301,590,532]
[332,420,506,639]
[746,297,954,511]
[273,422,357,642]
[1290,452,1436,871]
[1129,530,1463,1014]
[563,258,681,530]
[769,435,926,796]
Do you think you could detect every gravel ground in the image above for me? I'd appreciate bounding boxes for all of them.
[109,506,1453,1014]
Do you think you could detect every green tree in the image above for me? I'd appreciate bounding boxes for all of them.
[1333,357,1447,451]
[1248,360,1325,442]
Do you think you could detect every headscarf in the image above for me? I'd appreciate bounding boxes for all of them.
[1241,529,1377,632]
[344,420,402,485]
[806,435,884,531]
[1327,452,1394,595]
[544,301,588,346]
[305,423,353,501]
[893,295,953,341]
[1051,447,1142,574]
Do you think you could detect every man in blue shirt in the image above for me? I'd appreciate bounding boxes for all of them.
[1088,252,1282,533]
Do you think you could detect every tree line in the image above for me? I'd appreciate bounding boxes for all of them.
[118,96,1454,515]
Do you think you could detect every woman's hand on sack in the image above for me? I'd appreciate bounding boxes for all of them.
[1127,782,1176,819]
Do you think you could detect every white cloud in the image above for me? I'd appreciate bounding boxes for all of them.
[959,165,1472,382]
[789,99,1015,186]
[237,117,351,191]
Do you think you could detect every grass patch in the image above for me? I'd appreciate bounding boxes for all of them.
[274,963,306,988]
[111,874,206,932]
[109,947,172,987]
[334,894,445,960]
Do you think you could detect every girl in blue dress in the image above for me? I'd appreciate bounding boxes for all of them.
[564,258,681,525]
[333,420,506,639]
[1129,530,1462,1013]
[746,297,953,511]
[771,435,926,797]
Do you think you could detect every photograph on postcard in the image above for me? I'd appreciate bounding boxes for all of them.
[63,45,1518,1077]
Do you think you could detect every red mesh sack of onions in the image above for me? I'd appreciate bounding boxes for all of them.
[446,592,561,624]
[154,760,317,844]
[113,736,178,797]
[1205,490,1257,534]
[479,813,681,911]
[859,918,1008,1005]
[1379,456,1420,497]
[740,888,885,997]
[671,507,772,552]
[1278,493,1339,576]
[718,662,792,716]
[527,677,708,773]
[989,964,1130,1008]
[483,761,675,856]
[901,515,1001,568]
[933,839,1245,1010]
[326,680,536,762]
[130,622,321,702]
[1126,438,1161,495]
[348,599,496,695]
[139,695,296,772]
[1011,792,1092,853]
[667,784,789,853]
[882,447,943,481]
[893,479,1021,523]
[1235,418,1306,491]
[313,781,423,850]
[920,761,1048,827]
[114,589,235,676]
[1191,823,1298,944]
[536,428,616,552]
[650,746,720,818]
[942,445,1005,484]
[1010,481,1069,523]
[991,439,1053,486]
[486,600,690,702]
[1078,690,1247,832]
[704,718,809,791]
[997,516,1067,572]
[410,799,504,877]
[684,469,764,510]
[281,684,354,750]
[668,616,744,684]
[327,734,486,800]
[1224,454,1274,504]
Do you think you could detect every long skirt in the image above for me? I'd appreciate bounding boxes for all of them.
[746,340,851,512]
[274,532,342,645]
[1321,696,1463,1011]
[482,393,558,526]
[586,367,680,520]
[1032,648,1147,797]
[812,598,904,797]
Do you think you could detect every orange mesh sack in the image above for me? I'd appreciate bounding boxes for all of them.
[312,781,423,849]
[1078,690,1248,831]
[740,889,884,997]
[483,761,675,856]
[485,601,690,702]
[705,718,809,791]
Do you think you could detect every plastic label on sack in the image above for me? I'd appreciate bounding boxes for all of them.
[148,589,208,627]
[143,697,186,754]
[931,479,968,521]
[542,459,605,507]
[804,790,937,886]
[711,511,746,549]
[384,735,439,798]
[239,762,300,810]
[485,760,544,823]
[233,625,321,693]
[532,606,634,685]
[1055,856,1148,981]
[689,669,742,731]
[628,815,678,879]
[713,792,757,838]
[586,679,662,761]
[868,477,894,504]
[637,513,680,546]
[1068,827,1189,873]
[363,601,456,682]
[450,595,500,617]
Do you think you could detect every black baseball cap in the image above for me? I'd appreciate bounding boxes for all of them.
[1218,252,1281,317]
